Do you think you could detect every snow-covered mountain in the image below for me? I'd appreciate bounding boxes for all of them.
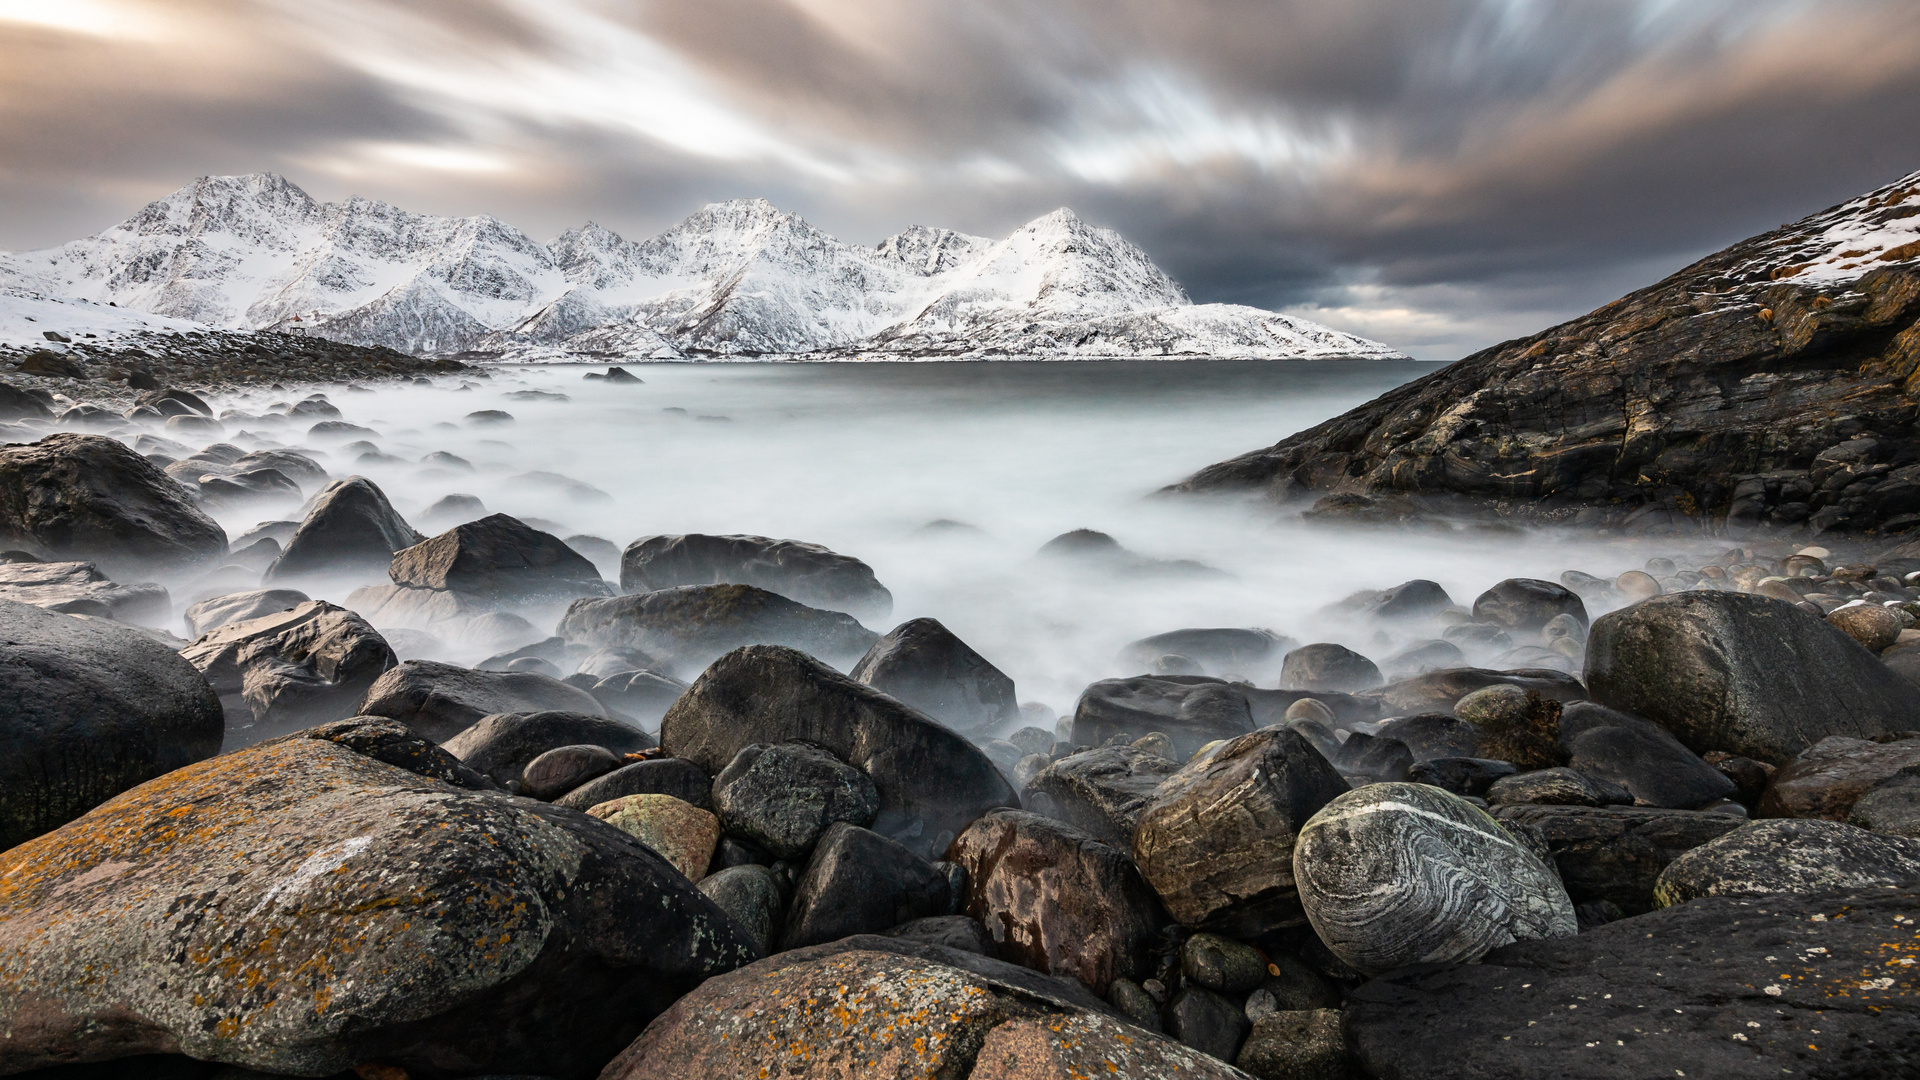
[0,174,1405,361]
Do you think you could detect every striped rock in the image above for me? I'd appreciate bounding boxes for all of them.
[1293,782,1576,975]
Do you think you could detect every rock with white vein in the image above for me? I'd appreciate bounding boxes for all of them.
[1293,782,1576,975]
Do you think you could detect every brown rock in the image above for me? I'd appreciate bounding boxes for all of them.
[1756,735,1920,820]
[1827,603,1903,652]
[1356,667,1586,717]
[586,793,720,882]
[1454,684,1566,771]
[521,743,624,799]
[969,1012,1249,1080]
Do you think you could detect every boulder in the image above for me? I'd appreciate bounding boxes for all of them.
[782,822,951,949]
[0,718,755,1077]
[342,582,484,630]
[1180,932,1268,993]
[1279,642,1382,692]
[1071,676,1255,761]
[1236,1010,1349,1080]
[1757,734,1920,820]
[1294,782,1577,974]
[576,645,662,678]
[1117,627,1291,676]
[0,433,227,575]
[522,743,625,799]
[945,809,1166,993]
[620,532,893,620]
[586,793,721,882]
[1021,745,1182,848]
[1490,804,1745,914]
[848,617,1018,734]
[555,756,711,812]
[265,477,422,583]
[1374,712,1483,760]
[1407,757,1517,797]
[1358,666,1587,717]
[0,560,170,623]
[388,513,612,602]
[886,914,996,956]
[1381,638,1469,679]
[1343,886,1920,1080]
[1850,766,1920,838]
[440,710,653,788]
[1557,701,1737,809]
[182,588,310,637]
[1829,602,1903,651]
[1165,985,1250,1061]
[1485,767,1632,808]
[0,384,53,421]
[1453,684,1566,771]
[1653,818,1920,905]
[1325,731,1415,782]
[660,645,1018,858]
[588,668,687,724]
[1339,579,1454,623]
[556,584,880,677]
[357,659,608,743]
[0,599,224,850]
[711,740,880,859]
[179,600,397,746]
[1132,727,1348,935]
[697,864,783,956]
[1472,578,1588,633]
[1584,591,1920,763]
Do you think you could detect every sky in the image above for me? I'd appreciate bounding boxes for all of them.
[0,1,1917,360]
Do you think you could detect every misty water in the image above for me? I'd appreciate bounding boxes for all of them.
[194,359,1721,723]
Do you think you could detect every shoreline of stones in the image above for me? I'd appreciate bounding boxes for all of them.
[0,390,1916,1079]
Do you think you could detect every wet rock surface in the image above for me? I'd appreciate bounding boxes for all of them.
[1491,804,1745,914]
[619,532,893,621]
[1758,734,1920,821]
[1654,818,1920,905]
[356,658,608,742]
[0,433,228,575]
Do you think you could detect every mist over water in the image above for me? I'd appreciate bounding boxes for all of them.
[184,360,1725,721]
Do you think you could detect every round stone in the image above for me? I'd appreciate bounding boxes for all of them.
[585,793,720,882]
[1828,603,1902,652]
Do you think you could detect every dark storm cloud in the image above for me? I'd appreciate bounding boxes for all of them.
[2,0,1917,358]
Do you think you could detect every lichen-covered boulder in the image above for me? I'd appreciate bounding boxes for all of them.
[0,719,756,1077]
[0,433,228,575]
[586,793,720,882]
[1653,818,1920,906]
[558,584,880,676]
[711,741,880,859]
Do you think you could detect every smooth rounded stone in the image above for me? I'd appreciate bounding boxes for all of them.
[0,599,224,850]
[521,743,624,800]
[1407,756,1517,797]
[1021,744,1182,848]
[782,822,951,949]
[179,600,398,747]
[388,513,612,603]
[502,654,562,677]
[163,413,224,438]
[1166,985,1251,1062]
[1828,602,1902,651]
[1849,766,1920,837]
[712,741,880,859]
[1341,578,1454,623]
[980,736,1025,776]
[620,532,893,621]
[1117,627,1291,677]
[1134,728,1348,935]
[1325,732,1414,782]
[1703,750,1774,804]
[1008,724,1056,757]
[662,645,1017,858]
[1012,751,1052,789]
[1453,684,1565,771]
[0,559,171,623]
[444,710,652,788]
[576,644,661,678]
[1358,665,1587,717]
[1280,642,1383,692]
[1654,818,1920,906]
[1283,697,1336,725]
[1381,638,1467,679]
[0,433,228,575]
[1071,676,1254,761]
[1756,734,1920,820]
[1585,591,1920,764]
[1540,612,1586,644]
[848,616,1019,734]
[697,864,783,956]
[1294,782,1577,975]
[589,668,688,724]
[419,492,487,530]
[557,584,880,676]
[1254,954,1342,1012]
[342,581,484,632]
[1107,976,1163,1032]
[264,477,422,583]
[1442,621,1513,653]
[946,809,1166,993]
[1130,730,1176,759]
[460,610,544,653]
[885,913,996,956]
[1557,701,1737,809]
[1614,569,1663,602]
[357,659,608,743]
[182,588,309,637]
[1180,932,1267,994]
[1486,767,1632,807]
[1491,804,1744,914]
[1235,1010,1349,1080]
[0,384,53,421]
[555,756,712,812]
[307,420,379,441]
[1472,578,1589,633]
[586,793,721,882]
[0,720,755,1077]
[1374,712,1483,761]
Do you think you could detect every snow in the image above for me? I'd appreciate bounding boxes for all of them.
[1725,169,1920,289]
[0,286,211,349]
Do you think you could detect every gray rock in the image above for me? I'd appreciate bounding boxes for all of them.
[1117,627,1291,677]
[557,584,880,677]
[782,822,950,949]
[1022,744,1182,848]
[179,600,397,747]
[1236,1010,1350,1080]
[1382,639,1469,679]
[884,914,995,956]
[1180,932,1268,994]
[265,477,421,583]
[697,864,783,957]
[440,710,654,787]
[1557,701,1737,809]
[712,741,880,859]
[0,433,228,575]
[1326,731,1415,782]
[521,743,625,800]
[1849,765,1920,837]
[1280,642,1383,692]
[1453,683,1566,772]
[575,645,662,678]
[1653,818,1920,905]
[0,560,170,623]
[1340,578,1454,622]
[554,756,711,812]
[1358,666,1587,717]
[1407,756,1518,797]
[1485,767,1632,808]
[1758,734,1920,820]
[1374,712,1484,760]
[1251,954,1341,1012]
[388,513,611,603]
[182,588,311,637]
[1472,578,1588,633]
[357,660,608,743]
[1071,676,1254,761]
[1491,804,1745,914]
[589,669,688,725]
[1294,782,1577,974]
[849,617,1018,734]
[1106,977,1163,1032]
[342,582,487,631]
[620,533,892,621]
[1166,985,1250,1062]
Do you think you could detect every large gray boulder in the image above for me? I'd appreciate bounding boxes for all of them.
[388,513,612,603]
[182,588,311,638]
[1071,676,1255,761]
[357,659,608,743]
[557,584,880,677]
[1490,804,1744,915]
[0,718,757,1077]
[620,532,893,621]
[179,600,397,747]
[0,433,227,575]
[1023,744,1182,849]
[712,741,880,859]
[1358,666,1587,717]
[265,477,422,584]
[0,560,170,623]
[0,599,224,850]
[849,616,1018,734]
[1653,818,1920,906]
[1585,591,1920,763]
[782,822,950,949]
[660,645,1018,858]
[1556,701,1737,809]
[1117,627,1291,678]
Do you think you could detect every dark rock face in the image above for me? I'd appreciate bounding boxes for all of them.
[0,384,53,421]
[1491,805,1744,914]
[712,741,880,859]
[620,533,893,621]
[0,720,756,1078]
[265,477,421,583]
[1407,756,1517,797]
[1375,712,1483,760]
[182,588,310,637]
[945,809,1166,993]
[587,668,687,725]
[388,513,611,602]
[1133,727,1348,935]
[0,599,224,850]
[179,600,398,746]
[1022,745,1182,849]
[1166,986,1250,1062]
[554,756,710,812]
[1358,666,1587,717]
[1343,887,1920,1080]
[522,744,624,799]
[441,710,654,788]
[1117,627,1290,675]
[0,433,227,575]
[1654,818,1920,905]
[1280,642,1383,692]
[1558,701,1738,809]
[0,560,170,623]
[1585,592,1920,763]
[557,584,880,677]
[1171,171,1920,539]
[661,645,1017,857]
[1758,735,1920,820]
[782,822,951,949]
[1338,579,1453,623]
[1473,579,1588,632]
[886,914,996,956]
[849,617,1019,734]
[1236,1010,1349,1080]
[697,864,782,957]
[357,659,608,743]
[1485,767,1632,808]
[1071,676,1254,761]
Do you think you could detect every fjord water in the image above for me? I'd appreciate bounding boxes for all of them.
[214,360,1704,715]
